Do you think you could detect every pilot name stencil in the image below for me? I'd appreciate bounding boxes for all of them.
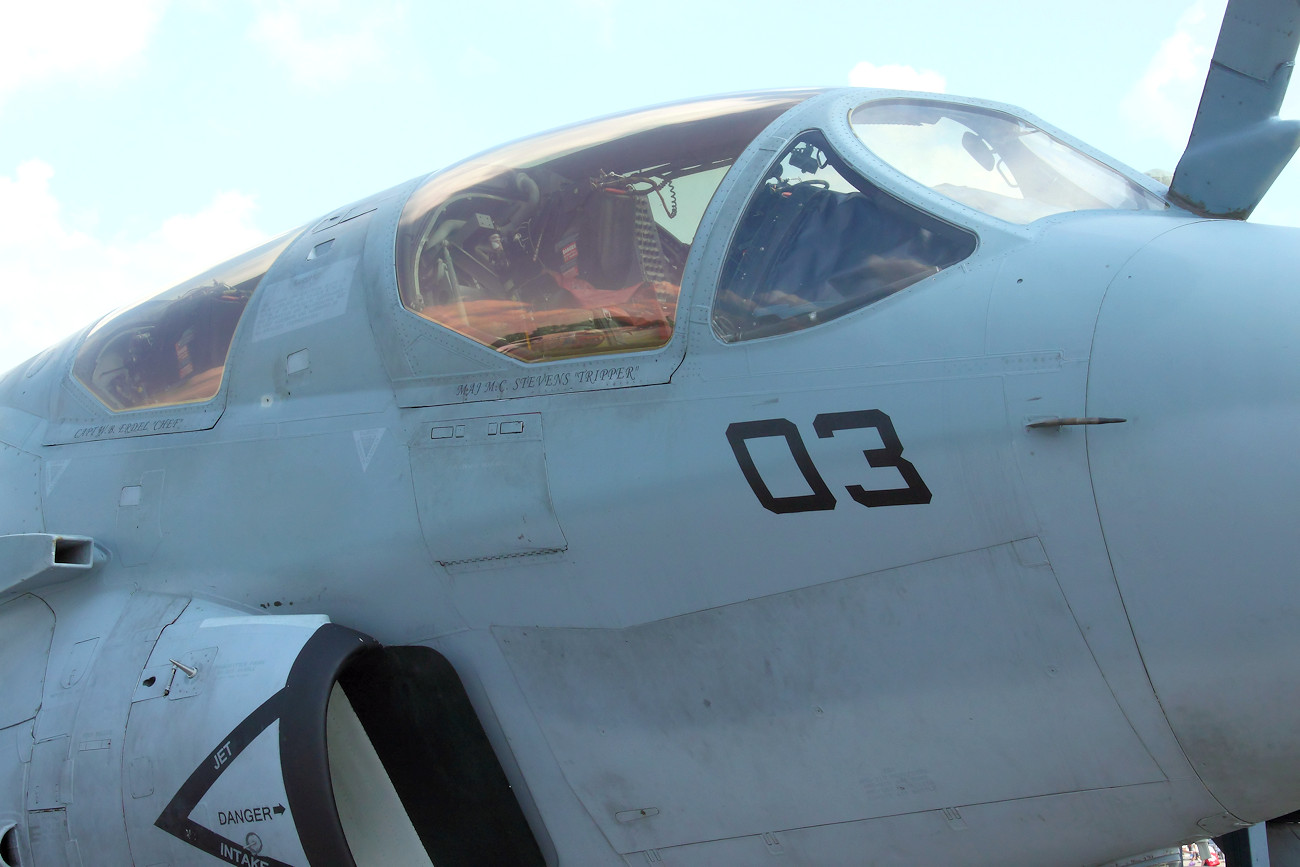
[512,372,570,391]
[73,417,185,440]
[456,379,509,398]
[456,364,640,399]
[573,365,639,385]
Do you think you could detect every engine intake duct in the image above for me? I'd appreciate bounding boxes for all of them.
[124,614,542,867]
[327,644,545,866]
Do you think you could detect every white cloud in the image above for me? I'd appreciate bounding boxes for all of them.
[0,0,168,102]
[1120,0,1225,151]
[0,160,268,372]
[849,62,947,94]
[248,0,407,85]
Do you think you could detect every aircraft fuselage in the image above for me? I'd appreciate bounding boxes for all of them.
[3,85,1300,867]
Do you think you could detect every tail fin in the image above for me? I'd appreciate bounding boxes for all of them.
[1168,0,1300,218]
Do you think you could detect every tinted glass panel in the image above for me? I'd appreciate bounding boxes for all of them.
[396,91,821,362]
[74,231,299,411]
[713,131,976,342]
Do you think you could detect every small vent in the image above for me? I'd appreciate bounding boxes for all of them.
[54,537,94,568]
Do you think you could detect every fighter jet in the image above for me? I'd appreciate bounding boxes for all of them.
[3,1,1300,865]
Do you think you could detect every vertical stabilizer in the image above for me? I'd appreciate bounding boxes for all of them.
[1169,0,1300,218]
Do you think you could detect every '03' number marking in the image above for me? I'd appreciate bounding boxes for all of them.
[726,410,931,514]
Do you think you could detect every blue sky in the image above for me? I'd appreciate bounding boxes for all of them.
[1,0,1294,371]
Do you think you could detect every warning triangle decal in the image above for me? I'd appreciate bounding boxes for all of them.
[154,691,304,867]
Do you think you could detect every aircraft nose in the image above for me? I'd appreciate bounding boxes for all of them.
[1086,218,1300,822]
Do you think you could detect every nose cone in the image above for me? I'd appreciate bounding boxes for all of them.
[1088,219,1300,821]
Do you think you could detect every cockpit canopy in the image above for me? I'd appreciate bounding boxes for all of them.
[72,231,299,412]
[394,91,821,362]
[395,91,1171,360]
[61,90,1176,422]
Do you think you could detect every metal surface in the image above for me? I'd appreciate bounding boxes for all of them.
[2,4,1300,864]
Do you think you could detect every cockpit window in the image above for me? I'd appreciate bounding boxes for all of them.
[73,231,299,412]
[851,99,1167,224]
[396,91,821,362]
[712,131,977,343]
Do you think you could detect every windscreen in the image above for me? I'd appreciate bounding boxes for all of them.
[851,99,1167,224]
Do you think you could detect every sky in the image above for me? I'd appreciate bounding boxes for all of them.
[2,0,1296,373]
